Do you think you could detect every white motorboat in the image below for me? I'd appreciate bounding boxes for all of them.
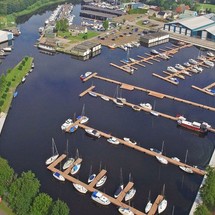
[53,172,65,181]
[167,66,178,73]
[45,138,59,165]
[73,183,88,194]
[150,111,159,117]
[183,62,191,67]
[158,199,167,214]
[193,65,203,72]
[205,60,214,67]
[150,148,162,154]
[139,103,152,110]
[77,115,89,124]
[207,51,214,57]
[21,77,26,83]
[151,49,159,55]
[175,64,185,70]
[189,58,198,65]
[3,47,12,52]
[63,158,75,170]
[125,188,136,201]
[197,55,206,61]
[171,157,180,162]
[107,137,120,145]
[159,53,169,60]
[156,156,168,164]
[114,184,124,198]
[71,163,81,175]
[124,66,134,74]
[129,58,137,62]
[123,137,137,145]
[182,71,191,75]
[113,98,124,107]
[101,95,110,101]
[61,118,73,131]
[91,191,111,205]
[85,128,101,138]
[88,91,97,97]
[80,71,92,80]
[179,166,193,174]
[118,207,134,215]
[88,174,96,183]
[96,175,107,187]
[190,68,199,73]
[145,200,152,213]
[38,44,55,52]
[170,77,179,84]
[132,105,141,111]
[117,97,126,102]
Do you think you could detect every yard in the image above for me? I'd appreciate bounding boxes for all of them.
[196,3,215,12]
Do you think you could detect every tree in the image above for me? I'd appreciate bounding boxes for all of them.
[50,199,70,215]
[56,18,69,32]
[195,204,210,215]
[0,157,14,196]
[103,20,109,30]
[31,193,53,215]
[8,171,40,215]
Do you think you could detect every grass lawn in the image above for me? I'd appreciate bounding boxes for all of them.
[0,57,33,113]
[196,3,215,12]
[0,15,16,29]
[57,31,100,43]
[0,200,15,215]
[136,20,150,29]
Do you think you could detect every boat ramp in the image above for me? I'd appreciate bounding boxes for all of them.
[81,74,215,113]
[47,154,163,215]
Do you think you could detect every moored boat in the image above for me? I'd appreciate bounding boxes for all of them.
[63,158,75,170]
[145,200,152,213]
[88,91,97,97]
[189,58,198,65]
[71,163,81,175]
[22,77,26,83]
[123,137,137,145]
[45,138,59,165]
[194,65,203,72]
[118,207,134,215]
[85,128,101,138]
[125,187,136,201]
[3,47,12,52]
[150,111,159,117]
[69,125,78,133]
[175,64,185,70]
[101,95,110,101]
[158,199,167,214]
[139,103,152,110]
[96,175,107,187]
[132,105,141,111]
[91,191,111,205]
[183,62,191,67]
[80,71,92,81]
[88,173,96,183]
[107,137,120,145]
[167,66,178,73]
[73,183,88,194]
[53,172,65,181]
[13,91,18,98]
[205,60,214,67]
[151,49,159,55]
[207,51,214,57]
[169,77,179,84]
[179,165,193,173]
[61,118,73,131]
[159,53,169,60]
[156,156,168,165]
[77,115,89,124]
[171,157,180,162]
[113,98,124,107]
[38,44,55,52]
[114,184,124,198]
[150,148,161,154]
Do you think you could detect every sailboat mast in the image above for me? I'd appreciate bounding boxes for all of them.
[161,140,165,153]
[185,149,188,164]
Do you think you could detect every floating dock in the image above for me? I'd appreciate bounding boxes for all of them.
[81,74,215,112]
[47,154,165,215]
[192,82,215,96]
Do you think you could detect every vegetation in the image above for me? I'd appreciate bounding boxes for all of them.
[196,3,215,13]
[56,18,69,32]
[128,8,148,14]
[0,156,70,215]
[195,167,215,215]
[0,56,33,113]
[57,30,99,43]
[103,20,109,30]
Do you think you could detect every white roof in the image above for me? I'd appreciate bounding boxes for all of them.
[204,24,215,35]
[172,16,215,30]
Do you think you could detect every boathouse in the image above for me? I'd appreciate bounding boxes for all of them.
[0,30,13,43]
[140,32,169,47]
[163,15,215,41]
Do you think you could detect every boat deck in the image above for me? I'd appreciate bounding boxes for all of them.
[81,74,215,112]
[192,82,215,96]
[76,123,205,176]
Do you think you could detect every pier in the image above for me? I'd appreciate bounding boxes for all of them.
[47,154,165,215]
[148,195,164,215]
[82,74,215,112]
[192,82,215,96]
[109,43,192,74]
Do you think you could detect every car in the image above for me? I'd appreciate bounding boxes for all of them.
[142,20,150,25]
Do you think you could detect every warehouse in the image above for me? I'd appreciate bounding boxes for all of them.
[0,30,13,43]
[163,15,215,41]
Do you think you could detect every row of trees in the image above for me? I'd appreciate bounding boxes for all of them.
[195,167,215,215]
[0,156,70,215]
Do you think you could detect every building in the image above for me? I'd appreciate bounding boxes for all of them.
[0,30,13,44]
[140,32,169,47]
[179,10,198,19]
[163,15,215,41]
[156,11,168,19]
[69,25,87,35]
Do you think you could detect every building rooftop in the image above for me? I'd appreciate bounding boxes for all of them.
[204,24,215,35]
[80,10,117,19]
[141,32,169,40]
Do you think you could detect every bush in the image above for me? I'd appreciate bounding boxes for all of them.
[18,65,23,70]
[2,93,7,99]
[7,69,12,74]
[0,100,4,106]
[7,82,11,87]
[5,87,9,93]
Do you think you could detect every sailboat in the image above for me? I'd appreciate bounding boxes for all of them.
[179,150,193,174]
[77,104,89,124]
[63,140,75,170]
[145,190,152,213]
[114,168,124,198]
[71,149,81,175]
[88,165,97,183]
[45,138,59,165]
[158,184,167,214]
[155,141,168,165]
[122,48,130,63]
[150,100,159,116]
[113,86,124,107]
[70,113,79,133]
[124,173,136,201]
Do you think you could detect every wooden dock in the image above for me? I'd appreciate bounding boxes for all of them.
[79,85,95,97]
[82,73,215,112]
[192,82,215,96]
[148,195,164,215]
[109,43,192,73]
[117,182,134,202]
[76,123,205,176]
[89,169,107,187]
[47,154,149,215]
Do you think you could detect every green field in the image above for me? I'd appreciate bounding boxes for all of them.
[0,15,15,29]
[0,200,15,215]
[196,3,215,12]
[57,31,100,43]
[0,57,33,113]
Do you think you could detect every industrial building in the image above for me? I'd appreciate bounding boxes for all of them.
[0,30,13,44]
[163,15,215,41]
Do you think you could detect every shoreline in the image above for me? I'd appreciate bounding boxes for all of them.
[189,148,215,215]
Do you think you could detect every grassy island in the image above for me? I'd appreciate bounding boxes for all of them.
[0,56,33,113]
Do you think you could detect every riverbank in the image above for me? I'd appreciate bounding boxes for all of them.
[0,200,14,215]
